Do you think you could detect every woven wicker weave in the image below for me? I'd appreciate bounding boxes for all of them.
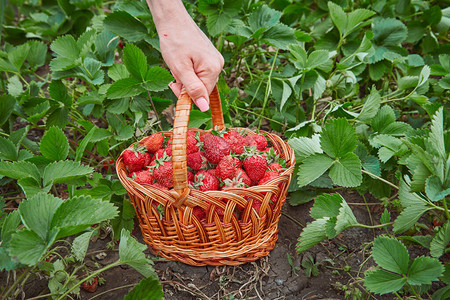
[116,86,295,266]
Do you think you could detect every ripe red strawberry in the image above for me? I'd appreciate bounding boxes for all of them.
[193,206,206,220]
[132,169,154,185]
[251,200,262,214]
[82,277,98,293]
[152,148,172,163]
[124,145,151,173]
[141,133,164,153]
[102,159,115,171]
[151,182,169,190]
[268,162,284,174]
[187,131,201,154]
[207,168,218,178]
[233,156,242,169]
[223,168,251,188]
[203,133,231,164]
[223,129,243,140]
[243,148,268,183]
[250,134,268,151]
[258,171,278,185]
[187,170,195,185]
[187,151,208,171]
[193,170,219,191]
[150,153,173,188]
[242,136,257,148]
[217,155,237,181]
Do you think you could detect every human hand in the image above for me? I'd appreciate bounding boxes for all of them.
[147,0,224,112]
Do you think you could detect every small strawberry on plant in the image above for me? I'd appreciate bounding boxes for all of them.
[82,277,98,293]
[124,144,151,173]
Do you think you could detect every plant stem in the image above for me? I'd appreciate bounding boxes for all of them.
[442,197,450,220]
[257,50,278,129]
[361,169,399,190]
[281,211,304,228]
[2,267,33,298]
[407,282,422,299]
[352,222,394,229]
[56,261,122,300]
[146,90,163,131]
[89,283,137,300]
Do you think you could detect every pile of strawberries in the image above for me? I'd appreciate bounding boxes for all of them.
[122,129,286,220]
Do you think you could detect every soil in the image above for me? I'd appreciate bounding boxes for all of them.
[72,191,396,299]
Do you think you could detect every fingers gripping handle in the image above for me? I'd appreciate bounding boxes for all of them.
[172,86,224,207]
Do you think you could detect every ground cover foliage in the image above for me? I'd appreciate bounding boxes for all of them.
[0,0,449,298]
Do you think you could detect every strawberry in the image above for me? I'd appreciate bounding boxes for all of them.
[223,168,251,188]
[192,170,219,192]
[150,153,173,188]
[151,182,169,191]
[242,147,268,183]
[101,159,115,171]
[187,151,208,171]
[132,169,154,185]
[187,131,202,154]
[242,136,257,148]
[82,277,98,293]
[207,168,218,178]
[187,170,195,185]
[141,133,164,153]
[233,156,242,169]
[268,162,284,174]
[203,133,231,164]
[217,155,237,181]
[251,200,262,214]
[258,171,278,185]
[151,148,171,163]
[250,134,268,151]
[124,144,151,173]
[193,206,206,220]
[223,129,243,141]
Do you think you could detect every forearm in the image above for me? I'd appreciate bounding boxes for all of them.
[146,0,195,33]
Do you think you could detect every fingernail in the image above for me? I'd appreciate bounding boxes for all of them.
[195,97,209,112]
[168,82,174,88]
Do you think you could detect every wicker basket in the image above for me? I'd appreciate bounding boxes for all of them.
[116,86,295,266]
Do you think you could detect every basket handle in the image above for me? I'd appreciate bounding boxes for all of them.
[171,85,224,207]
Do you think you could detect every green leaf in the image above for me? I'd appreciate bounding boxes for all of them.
[0,246,22,271]
[51,196,118,239]
[393,204,429,233]
[310,193,344,219]
[320,118,357,158]
[296,218,328,253]
[329,152,362,187]
[306,50,330,69]
[407,256,444,285]
[426,175,449,201]
[248,5,281,32]
[346,9,375,35]
[380,209,390,224]
[0,94,15,126]
[123,44,147,81]
[297,154,334,187]
[9,43,29,71]
[371,105,395,133]
[279,80,292,111]
[40,127,69,161]
[8,229,56,266]
[328,2,347,36]
[372,236,409,274]
[188,110,211,128]
[119,229,156,277]
[288,135,322,160]
[104,11,149,42]
[7,76,23,97]
[75,127,96,162]
[199,0,241,37]
[430,221,450,258]
[18,193,62,241]
[107,77,143,99]
[289,190,320,206]
[0,161,41,182]
[398,177,426,207]
[289,44,307,68]
[27,40,47,69]
[143,66,173,92]
[42,160,93,187]
[72,231,94,262]
[18,177,48,198]
[1,210,21,245]
[124,276,164,300]
[0,136,18,161]
[432,286,450,300]
[49,80,72,107]
[364,269,406,295]
[372,17,408,46]
[428,107,445,160]
[358,88,380,121]
[418,65,430,87]
[335,201,359,234]
[50,35,79,60]
[108,64,130,81]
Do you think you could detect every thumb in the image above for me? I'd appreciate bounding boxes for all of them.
[177,70,210,112]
